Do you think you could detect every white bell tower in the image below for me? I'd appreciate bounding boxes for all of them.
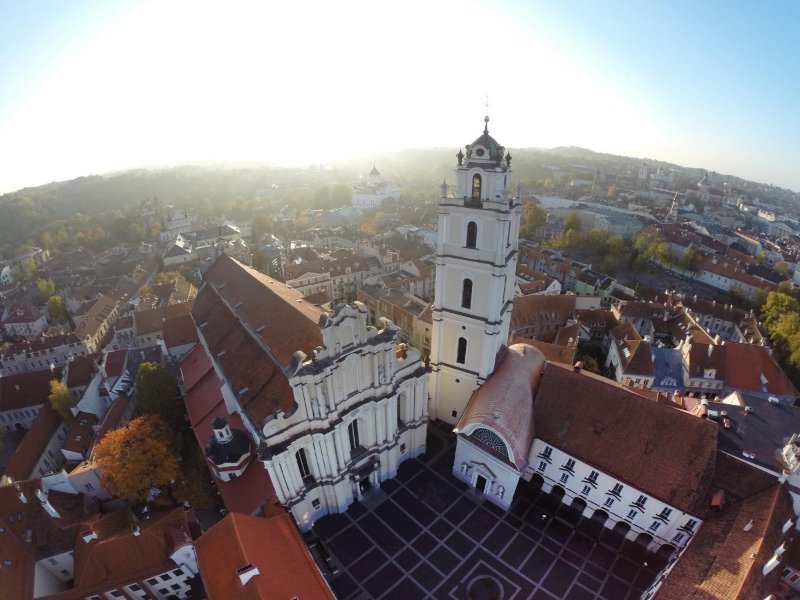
[429,116,522,425]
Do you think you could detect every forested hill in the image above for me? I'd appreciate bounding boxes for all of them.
[0,146,728,259]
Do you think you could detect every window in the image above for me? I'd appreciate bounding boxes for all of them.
[456,337,467,364]
[659,507,672,519]
[649,521,660,531]
[48,557,57,565]
[147,578,159,586]
[627,509,638,520]
[295,448,312,480]
[604,497,614,508]
[587,470,599,483]
[685,519,697,530]
[563,458,576,473]
[672,533,685,543]
[542,446,553,459]
[537,461,546,472]
[581,485,591,496]
[348,420,361,451]
[171,584,181,591]
[85,483,94,491]
[312,498,321,510]
[129,584,141,592]
[466,221,477,248]
[400,443,406,454]
[461,278,473,309]
[471,174,482,202]
[397,393,407,425]
[635,495,648,507]
[559,472,569,484]
[611,483,623,496]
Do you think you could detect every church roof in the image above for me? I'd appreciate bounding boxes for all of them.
[369,165,380,176]
[533,363,718,515]
[466,118,506,166]
[456,344,546,470]
[192,254,324,426]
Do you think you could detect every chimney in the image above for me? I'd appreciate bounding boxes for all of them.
[132,524,141,537]
[237,564,260,586]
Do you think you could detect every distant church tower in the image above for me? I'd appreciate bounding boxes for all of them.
[429,117,522,425]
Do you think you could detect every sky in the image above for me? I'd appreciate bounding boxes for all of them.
[1,0,799,194]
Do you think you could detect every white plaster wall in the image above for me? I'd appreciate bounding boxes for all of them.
[453,436,519,509]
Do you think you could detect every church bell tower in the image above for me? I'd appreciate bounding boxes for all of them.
[429,116,522,425]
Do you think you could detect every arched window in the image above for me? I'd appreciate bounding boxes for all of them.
[456,337,467,364]
[461,278,473,309]
[348,420,361,451]
[472,427,509,458]
[471,174,482,201]
[295,448,312,481]
[466,221,477,249]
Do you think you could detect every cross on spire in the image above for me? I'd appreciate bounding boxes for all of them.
[483,96,490,133]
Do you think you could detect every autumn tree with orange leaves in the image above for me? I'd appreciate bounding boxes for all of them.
[93,415,178,500]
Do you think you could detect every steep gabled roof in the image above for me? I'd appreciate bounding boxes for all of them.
[192,254,324,426]
[534,363,718,515]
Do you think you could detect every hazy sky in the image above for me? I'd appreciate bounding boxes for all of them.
[1,0,799,194]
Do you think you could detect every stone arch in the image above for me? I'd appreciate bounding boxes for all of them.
[550,484,566,502]
[634,532,654,548]
[463,424,515,465]
[529,473,545,492]
[571,496,587,512]
[591,509,609,525]
[657,543,677,559]
[613,521,631,536]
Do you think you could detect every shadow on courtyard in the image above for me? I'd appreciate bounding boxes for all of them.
[306,423,665,600]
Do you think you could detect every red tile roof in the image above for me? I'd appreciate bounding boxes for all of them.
[193,255,324,426]
[723,342,799,398]
[0,367,63,412]
[163,313,199,349]
[196,512,335,600]
[103,348,128,378]
[4,403,64,481]
[457,345,546,469]
[534,363,718,514]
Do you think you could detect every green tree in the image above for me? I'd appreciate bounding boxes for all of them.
[563,212,582,233]
[577,355,601,374]
[36,277,56,302]
[17,257,36,281]
[47,295,67,319]
[135,362,184,433]
[761,292,800,332]
[48,380,76,424]
[521,203,547,239]
[774,261,790,277]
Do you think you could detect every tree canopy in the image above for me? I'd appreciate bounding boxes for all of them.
[48,380,75,424]
[47,295,67,319]
[93,415,179,500]
[37,278,56,302]
[135,362,184,432]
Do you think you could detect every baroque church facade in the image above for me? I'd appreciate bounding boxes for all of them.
[191,254,428,531]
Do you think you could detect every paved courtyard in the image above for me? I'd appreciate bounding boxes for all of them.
[308,424,666,599]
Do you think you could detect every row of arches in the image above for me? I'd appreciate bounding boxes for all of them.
[531,477,677,558]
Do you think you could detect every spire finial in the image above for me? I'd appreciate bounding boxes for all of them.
[484,95,490,133]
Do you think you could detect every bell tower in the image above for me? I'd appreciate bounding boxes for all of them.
[429,116,522,425]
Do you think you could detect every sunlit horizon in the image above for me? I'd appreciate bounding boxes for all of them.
[2,0,799,194]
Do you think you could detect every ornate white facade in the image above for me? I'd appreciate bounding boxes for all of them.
[258,304,428,531]
[429,118,521,425]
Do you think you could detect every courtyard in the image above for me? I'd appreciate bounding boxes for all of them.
[308,423,666,599]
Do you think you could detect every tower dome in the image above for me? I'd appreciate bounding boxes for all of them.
[465,116,507,167]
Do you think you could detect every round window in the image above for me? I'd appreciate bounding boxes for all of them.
[475,148,485,157]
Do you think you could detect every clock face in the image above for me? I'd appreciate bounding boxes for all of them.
[475,148,485,157]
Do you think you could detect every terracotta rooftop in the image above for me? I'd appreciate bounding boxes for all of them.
[655,480,792,600]
[192,254,325,426]
[62,411,99,456]
[134,301,193,336]
[534,363,718,515]
[163,313,199,349]
[65,354,99,389]
[196,512,335,600]
[457,345,546,470]
[3,403,64,482]
[509,336,576,366]
[0,367,63,412]
[723,342,799,398]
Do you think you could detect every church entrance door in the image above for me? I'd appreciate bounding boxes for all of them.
[476,475,487,494]
[359,476,372,495]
